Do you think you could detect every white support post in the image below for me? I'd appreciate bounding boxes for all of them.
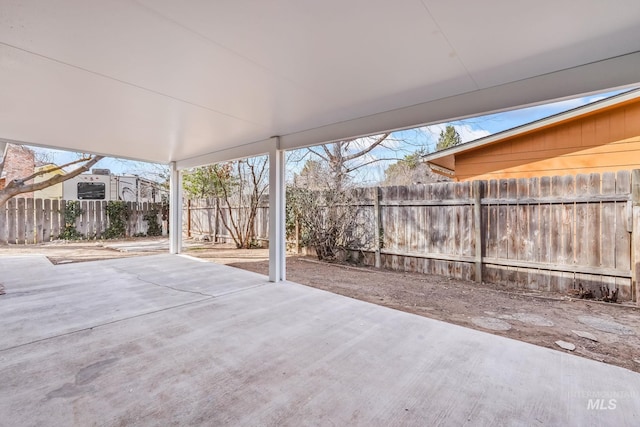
[269,141,286,282]
[169,161,182,254]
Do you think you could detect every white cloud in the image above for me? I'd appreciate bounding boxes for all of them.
[455,124,491,142]
[417,123,490,146]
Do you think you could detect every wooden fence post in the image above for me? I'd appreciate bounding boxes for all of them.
[373,186,382,268]
[473,180,483,283]
[632,169,640,304]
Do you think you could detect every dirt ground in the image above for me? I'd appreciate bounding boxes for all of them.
[0,240,153,264]
[2,240,639,373]
[224,256,640,374]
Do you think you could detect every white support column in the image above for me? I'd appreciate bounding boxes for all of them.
[268,141,286,282]
[169,161,183,254]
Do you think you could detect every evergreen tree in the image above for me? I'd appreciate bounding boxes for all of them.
[436,125,462,151]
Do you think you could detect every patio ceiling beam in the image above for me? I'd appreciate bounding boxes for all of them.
[176,138,276,170]
[176,50,640,171]
[276,51,640,151]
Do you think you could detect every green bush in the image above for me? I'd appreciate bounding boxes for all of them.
[144,208,162,237]
[104,201,129,239]
[59,201,84,240]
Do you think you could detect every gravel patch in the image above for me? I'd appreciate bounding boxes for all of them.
[471,317,512,331]
[577,316,634,335]
[500,313,554,327]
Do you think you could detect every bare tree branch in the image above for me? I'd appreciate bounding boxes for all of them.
[214,164,242,248]
[17,155,94,184]
[205,157,268,248]
[341,133,390,162]
[344,157,399,174]
[319,145,332,162]
[0,155,104,207]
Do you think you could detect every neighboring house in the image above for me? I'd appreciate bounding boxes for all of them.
[424,89,640,181]
[0,144,35,197]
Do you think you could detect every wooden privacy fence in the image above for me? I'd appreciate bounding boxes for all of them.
[183,198,269,244]
[0,198,163,244]
[183,170,639,302]
[347,170,639,302]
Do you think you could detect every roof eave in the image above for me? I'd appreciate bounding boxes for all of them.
[422,87,640,164]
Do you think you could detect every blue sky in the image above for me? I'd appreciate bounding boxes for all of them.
[342,88,630,183]
[31,150,167,181]
[450,90,628,137]
[30,88,630,184]
[391,89,629,151]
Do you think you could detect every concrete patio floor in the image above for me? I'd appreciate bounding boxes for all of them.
[0,254,638,426]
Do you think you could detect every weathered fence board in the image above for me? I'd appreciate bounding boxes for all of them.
[35,198,44,243]
[16,199,26,244]
[25,199,35,244]
[485,180,498,279]
[80,201,88,237]
[51,200,60,240]
[42,199,51,242]
[538,177,552,291]
[87,201,95,238]
[7,199,17,244]
[57,200,65,237]
[601,173,617,293]
[526,177,539,289]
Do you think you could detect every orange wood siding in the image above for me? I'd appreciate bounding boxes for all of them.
[455,100,640,181]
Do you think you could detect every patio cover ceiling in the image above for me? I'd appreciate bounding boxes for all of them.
[1,0,640,167]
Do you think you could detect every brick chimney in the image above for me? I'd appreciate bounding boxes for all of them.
[0,144,36,197]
